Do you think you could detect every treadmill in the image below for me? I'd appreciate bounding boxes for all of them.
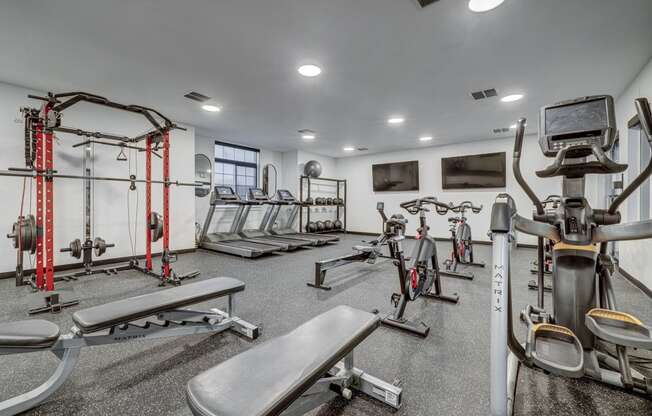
[266,189,339,245]
[199,186,281,258]
[234,188,311,250]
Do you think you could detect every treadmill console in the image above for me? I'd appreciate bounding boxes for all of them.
[213,186,240,200]
[275,189,296,202]
[539,95,616,158]
[248,188,268,201]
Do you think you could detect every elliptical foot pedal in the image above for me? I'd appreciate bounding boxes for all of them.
[528,323,584,378]
[586,308,652,350]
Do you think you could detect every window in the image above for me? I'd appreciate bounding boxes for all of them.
[214,142,259,199]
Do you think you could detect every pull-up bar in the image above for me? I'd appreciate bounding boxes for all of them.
[1,168,200,187]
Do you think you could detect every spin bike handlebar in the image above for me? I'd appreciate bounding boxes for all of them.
[400,197,453,215]
[452,201,482,214]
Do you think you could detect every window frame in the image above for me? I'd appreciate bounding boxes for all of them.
[214,141,259,199]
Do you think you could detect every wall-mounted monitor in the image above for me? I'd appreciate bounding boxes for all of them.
[441,152,506,189]
[372,161,419,192]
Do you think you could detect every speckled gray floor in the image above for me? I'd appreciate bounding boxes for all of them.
[0,236,651,416]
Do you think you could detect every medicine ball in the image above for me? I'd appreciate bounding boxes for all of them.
[306,222,317,232]
[316,221,325,231]
[303,160,322,178]
[333,219,343,230]
[324,220,333,230]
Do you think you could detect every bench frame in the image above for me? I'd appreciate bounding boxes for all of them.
[0,293,258,416]
[282,350,402,415]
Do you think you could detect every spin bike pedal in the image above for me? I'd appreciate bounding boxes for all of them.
[390,293,401,308]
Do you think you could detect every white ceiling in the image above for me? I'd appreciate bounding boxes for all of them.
[1,0,651,157]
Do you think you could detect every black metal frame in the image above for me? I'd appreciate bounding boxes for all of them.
[299,175,347,234]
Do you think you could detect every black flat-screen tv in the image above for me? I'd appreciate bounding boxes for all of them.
[372,161,419,192]
[441,152,506,189]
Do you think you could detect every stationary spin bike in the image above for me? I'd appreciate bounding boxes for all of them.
[376,197,459,337]
[527,195,561,292]
[490,95,652,416]
[443,201,485,278]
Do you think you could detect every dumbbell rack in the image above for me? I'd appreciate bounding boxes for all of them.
[299,176,347,234]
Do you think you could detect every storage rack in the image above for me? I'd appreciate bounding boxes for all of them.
[299,176,347,234]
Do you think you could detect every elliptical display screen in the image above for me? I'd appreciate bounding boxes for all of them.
[545,98,609,137]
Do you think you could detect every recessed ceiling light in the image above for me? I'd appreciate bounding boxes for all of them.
[343,146,355,152]
[298,64,322,77]
[501,94,524,103]
[302,134,316,140]
[202,104,221,112]
[510,124,517,129]
[468,0,505,13]
[419,136,433,142]
[387,117,405,125]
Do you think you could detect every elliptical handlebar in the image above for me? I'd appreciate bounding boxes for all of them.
[512,118,544,215]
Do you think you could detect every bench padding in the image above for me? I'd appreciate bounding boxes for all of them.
[72,277,244,334]
[186,305,379,416]
[0,320,60,349]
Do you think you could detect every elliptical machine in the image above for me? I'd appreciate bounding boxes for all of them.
[443,201,485,278]
[376,197,459,337]
[490,95,652,416]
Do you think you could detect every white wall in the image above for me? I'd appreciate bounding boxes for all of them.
[611,58,652,289]
[335,136,560,244]
[0,82,196,274]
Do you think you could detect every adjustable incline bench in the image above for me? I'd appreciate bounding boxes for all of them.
[187,305,403,416]
[0,277,259,416]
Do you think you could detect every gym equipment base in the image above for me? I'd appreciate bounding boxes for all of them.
[28,292,80,315]
[380,315,431,337]
[440,268,474,280]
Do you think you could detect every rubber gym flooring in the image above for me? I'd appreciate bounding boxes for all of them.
[0,235,651,416]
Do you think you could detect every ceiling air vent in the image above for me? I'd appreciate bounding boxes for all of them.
[471,88,498,100]
[357,147,369,151]
[184,91,211,102]
[493,127,510,134]
[415,0,440,8]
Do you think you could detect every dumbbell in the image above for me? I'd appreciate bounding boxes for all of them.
[61,237,114,259]
[316,197,325,205]
[326,197,334,205]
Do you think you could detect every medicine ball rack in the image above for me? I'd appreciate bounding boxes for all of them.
[3,91,200,314]
[299,176,347,234]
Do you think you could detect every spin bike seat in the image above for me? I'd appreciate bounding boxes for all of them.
[585,309,652,350]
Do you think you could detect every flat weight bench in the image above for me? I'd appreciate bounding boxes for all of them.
[187,305,402,416]
[0,277,259,416]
